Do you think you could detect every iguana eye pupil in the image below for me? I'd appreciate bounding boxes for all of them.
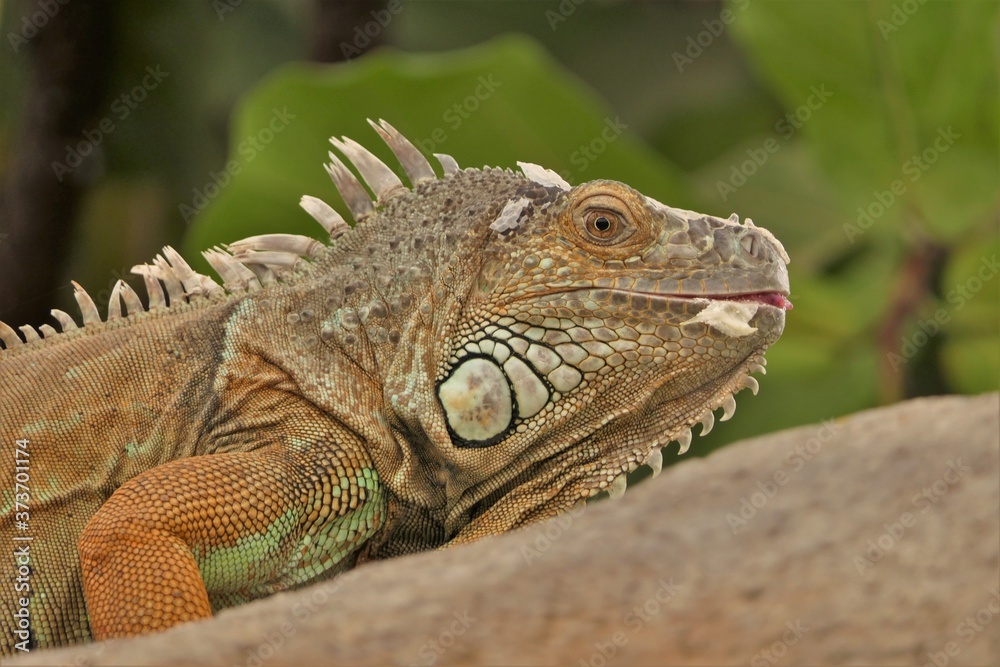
[584,210,621,240]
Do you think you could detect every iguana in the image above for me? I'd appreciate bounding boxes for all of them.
[0,120,791,652]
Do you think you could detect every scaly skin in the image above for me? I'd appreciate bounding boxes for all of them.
[0,121,790,652]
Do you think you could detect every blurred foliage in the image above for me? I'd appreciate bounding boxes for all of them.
[182,35,693,260]
[2,1,996,462]
[726,0,998,406]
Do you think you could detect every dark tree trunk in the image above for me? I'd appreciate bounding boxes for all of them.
[0,0,115,328]
[309,0,386,64]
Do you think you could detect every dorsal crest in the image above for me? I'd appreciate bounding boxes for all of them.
[0,120,565,351]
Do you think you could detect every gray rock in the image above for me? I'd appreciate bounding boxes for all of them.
[15,393,999,666]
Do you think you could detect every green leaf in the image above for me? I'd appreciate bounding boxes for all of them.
[942,336,1000,395]
[729,0,999,399]
[939,231,1000,393]
[182,35,692,266]
[731,0,998,243]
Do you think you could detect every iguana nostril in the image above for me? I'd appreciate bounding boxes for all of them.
[740,232,764,259]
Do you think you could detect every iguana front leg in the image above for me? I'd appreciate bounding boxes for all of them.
[79,416,384,639]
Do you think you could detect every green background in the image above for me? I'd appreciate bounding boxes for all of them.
[1,0,996,469]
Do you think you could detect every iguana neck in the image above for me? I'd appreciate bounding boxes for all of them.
[217,173,522,524]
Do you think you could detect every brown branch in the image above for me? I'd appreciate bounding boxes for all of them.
[877,239,948,403]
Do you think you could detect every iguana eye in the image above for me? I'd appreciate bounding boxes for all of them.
[577,207,635,245]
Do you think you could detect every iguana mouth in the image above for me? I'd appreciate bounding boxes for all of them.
[683,291,793,310]
[527,287,793,311]
[601,288,793,310]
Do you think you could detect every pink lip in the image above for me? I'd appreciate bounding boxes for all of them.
[712,292,794,310]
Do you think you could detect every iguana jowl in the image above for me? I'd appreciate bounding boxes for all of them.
[0,120,791,651]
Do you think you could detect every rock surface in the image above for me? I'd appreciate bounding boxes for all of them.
[15,393,999,666]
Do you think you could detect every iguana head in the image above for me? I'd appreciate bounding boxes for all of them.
[416,164,791,541]
[301,122,791,544]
